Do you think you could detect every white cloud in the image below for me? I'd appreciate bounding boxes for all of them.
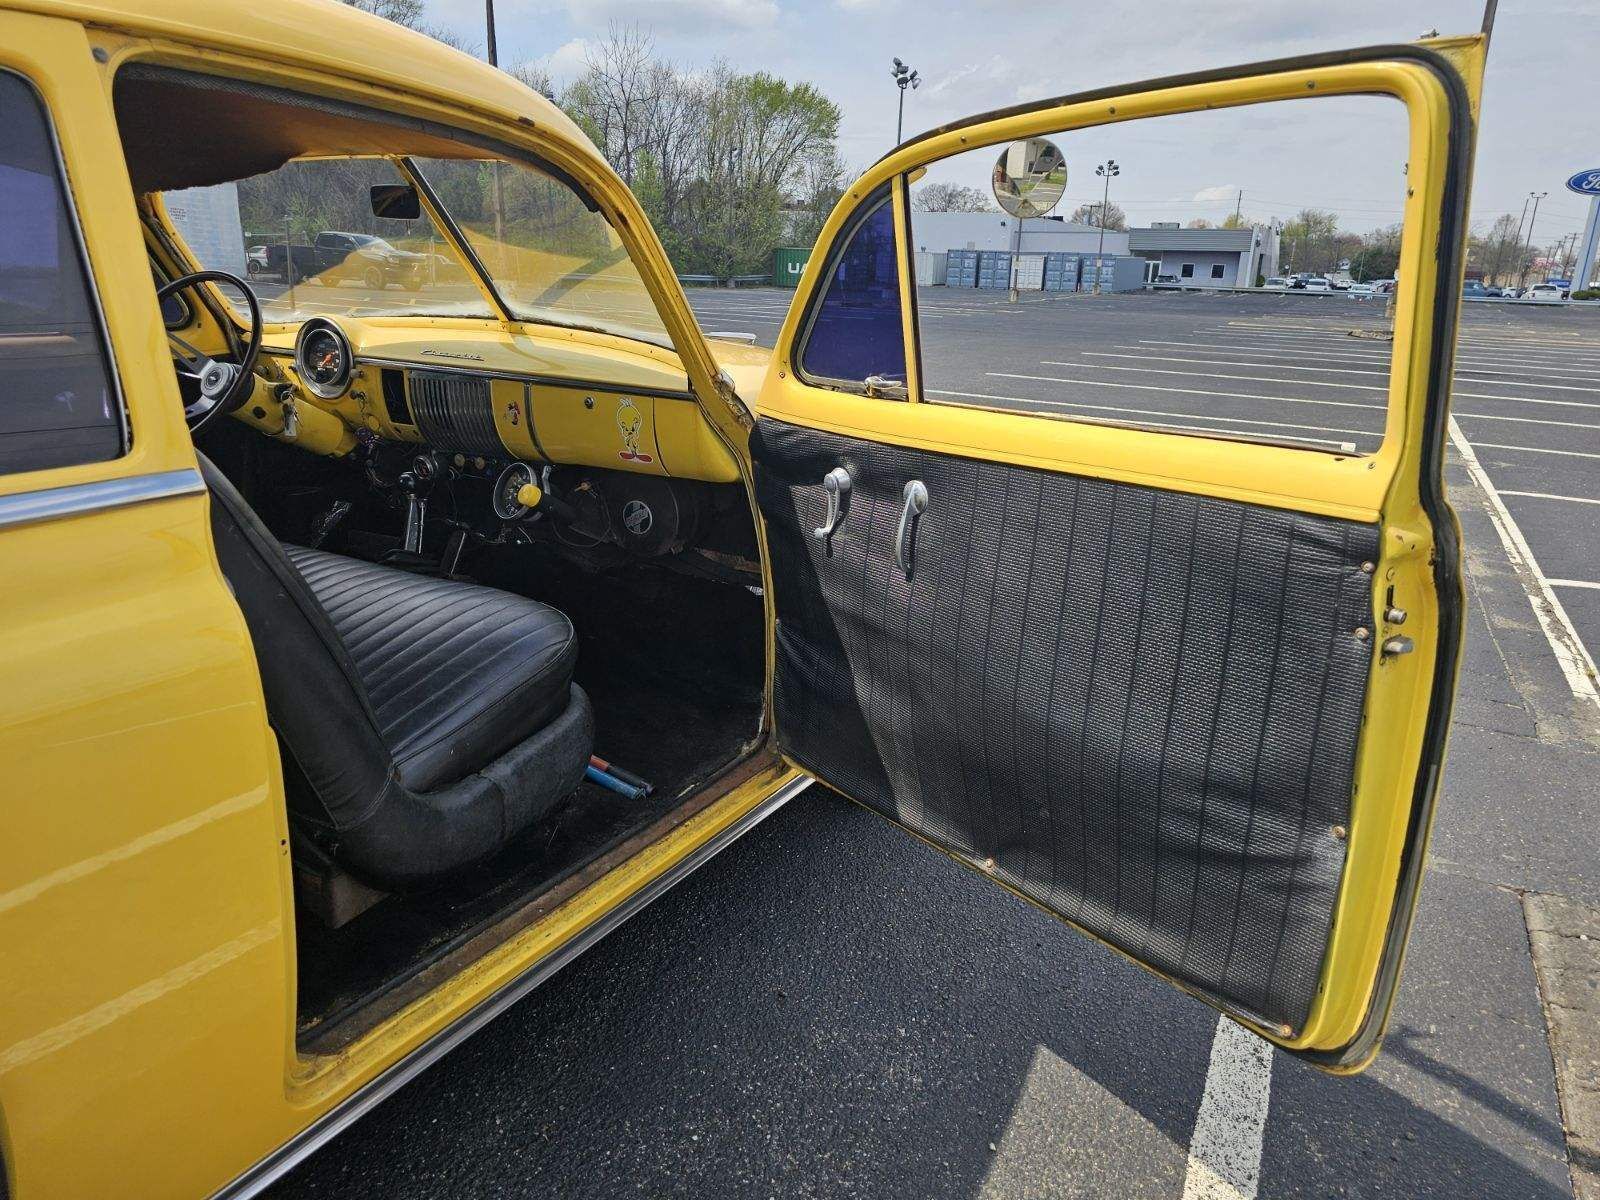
[1193,184,1241,202]
[545,36,591,82]
[562,0,779,31]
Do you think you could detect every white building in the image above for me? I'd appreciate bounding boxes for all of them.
[1125,225,1281,288]
[912,211,1131,257]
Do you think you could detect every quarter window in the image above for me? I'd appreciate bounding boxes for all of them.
[0,71,122,475]
[798,191,907,392]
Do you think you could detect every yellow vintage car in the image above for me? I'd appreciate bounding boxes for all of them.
[0,1,1484,1195]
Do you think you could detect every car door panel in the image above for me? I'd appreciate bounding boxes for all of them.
[755,417,1379,1032]
[754,38,1483,1067]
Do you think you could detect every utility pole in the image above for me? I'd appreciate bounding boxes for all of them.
[1234,190,1243,224]
[1520,191,1546,286]
[1093,159,1119,295]
[484,0,506,257]
[891,58,919,145]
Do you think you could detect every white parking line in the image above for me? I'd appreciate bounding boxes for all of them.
[1549,579,1600,591]
[1499,490,1600,506]
[1088,349,1600,395]
[1450,418,1600,709]
[988,372,1381,412]
[1181,1015,1274,1200]
[1469,442,1600,460]
[1032,365,1600,429]
[1038,360,1392,395]
[929,388,1369,447]
[1205,327,1600,367]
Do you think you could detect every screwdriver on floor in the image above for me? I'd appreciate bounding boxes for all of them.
[585,755,652,800]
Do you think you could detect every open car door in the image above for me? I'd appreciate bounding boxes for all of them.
[750,38,1484,1070]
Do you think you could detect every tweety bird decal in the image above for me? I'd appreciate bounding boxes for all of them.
[616,397,653,463]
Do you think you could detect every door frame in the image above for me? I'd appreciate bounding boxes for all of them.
[761,40,1479,1065]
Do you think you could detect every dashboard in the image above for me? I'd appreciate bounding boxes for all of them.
[239,314,743,485]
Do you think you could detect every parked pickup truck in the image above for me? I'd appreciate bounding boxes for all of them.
[244,231,426,288]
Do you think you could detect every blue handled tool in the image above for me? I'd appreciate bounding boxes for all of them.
[585,763,644,800]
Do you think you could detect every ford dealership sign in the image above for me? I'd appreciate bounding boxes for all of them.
[1566,169,1600,195]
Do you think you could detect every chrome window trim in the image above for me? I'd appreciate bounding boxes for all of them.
[1,67,131,464]
[209,772,811,1200]
[0,469,204,530]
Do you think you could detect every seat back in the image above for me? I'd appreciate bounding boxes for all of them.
[197,452,396,833]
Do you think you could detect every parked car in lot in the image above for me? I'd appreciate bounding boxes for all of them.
[1462,280,1489,299]
[1523,283,1566,302]
[312,231,427,289]
[0,2,1488,1195]
[1265,275,1291,288]
[1303,276,1333,292]
[1348,281,1377,298]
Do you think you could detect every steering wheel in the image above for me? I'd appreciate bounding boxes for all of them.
[156,270,264,435]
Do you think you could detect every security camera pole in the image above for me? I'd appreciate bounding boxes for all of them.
[892,58,919,145]
[1093,159,1119,295]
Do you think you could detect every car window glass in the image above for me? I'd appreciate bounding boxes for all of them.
[798,191,906,391]
[908,95,1407,455]
[0,71,123,476]
[163,157,491,323]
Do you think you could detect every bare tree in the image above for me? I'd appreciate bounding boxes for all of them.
[912,183,993,212]
[1068,201,1126,230]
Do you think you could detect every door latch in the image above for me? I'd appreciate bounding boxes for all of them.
[894,479,928,579]
[813,467,852,541]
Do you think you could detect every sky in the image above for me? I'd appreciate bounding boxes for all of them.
[416,0,1600,244]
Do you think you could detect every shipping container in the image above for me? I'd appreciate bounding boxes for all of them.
[976,250,1012,290]
[772,246,811,287]
[1042,252,1080,291]
[946,248,979,287]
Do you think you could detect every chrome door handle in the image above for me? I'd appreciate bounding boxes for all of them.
[813,467,853,540]
[894,479,927,579]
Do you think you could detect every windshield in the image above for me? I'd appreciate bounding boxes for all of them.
[164,157,493,323]
[410,156,673,348]
[166,154,673,347]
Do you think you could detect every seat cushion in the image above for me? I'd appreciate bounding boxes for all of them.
[285,546,578,792]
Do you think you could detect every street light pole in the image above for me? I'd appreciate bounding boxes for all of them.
[891,58,919,145]
[1520,190,1546,287]
[1093,159,1119,295]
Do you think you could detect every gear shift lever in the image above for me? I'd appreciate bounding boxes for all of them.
[397,454,438,554]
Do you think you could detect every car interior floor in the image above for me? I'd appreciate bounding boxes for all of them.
[196,427,767,1048]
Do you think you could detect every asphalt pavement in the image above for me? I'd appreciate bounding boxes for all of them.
[265,288,1600,1200]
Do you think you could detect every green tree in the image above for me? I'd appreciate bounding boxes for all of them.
[1280,208,1340,273]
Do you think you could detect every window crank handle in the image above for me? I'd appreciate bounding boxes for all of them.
[895,480,928,579]
[813,466,853,540]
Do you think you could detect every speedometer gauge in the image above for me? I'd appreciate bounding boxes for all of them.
[493,462,538,521]
[294,317,354,399]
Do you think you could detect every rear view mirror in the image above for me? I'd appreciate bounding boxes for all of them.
[370,184,421,220]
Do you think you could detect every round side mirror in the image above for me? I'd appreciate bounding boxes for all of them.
[991,138,1067,219]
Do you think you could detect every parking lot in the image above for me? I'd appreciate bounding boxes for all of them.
[266,288,1600,1200]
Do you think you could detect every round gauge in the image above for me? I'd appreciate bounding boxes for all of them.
[492,462,538,521]
[294,317,353,399]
